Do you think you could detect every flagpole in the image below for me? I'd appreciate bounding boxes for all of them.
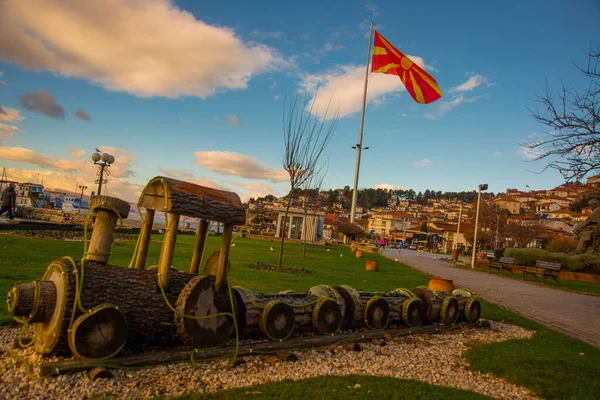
[350,21,374,225]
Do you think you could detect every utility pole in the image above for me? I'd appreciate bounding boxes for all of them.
[470,184,488,269]
[78,185,88,214]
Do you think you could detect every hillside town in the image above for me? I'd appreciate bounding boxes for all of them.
[246,176,600,254]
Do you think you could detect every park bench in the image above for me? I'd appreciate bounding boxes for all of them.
[522,260,562,284]
[488,257,516,275]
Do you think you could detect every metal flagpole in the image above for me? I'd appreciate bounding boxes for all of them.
[350,21,374,224]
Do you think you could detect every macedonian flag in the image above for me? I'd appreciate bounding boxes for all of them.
[371,30,442,104]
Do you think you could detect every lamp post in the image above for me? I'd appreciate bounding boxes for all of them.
[91,149,115,196]
[470,183,488,269]
[78,185,88,214]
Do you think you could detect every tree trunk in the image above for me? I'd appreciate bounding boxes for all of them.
[411,287,459,325]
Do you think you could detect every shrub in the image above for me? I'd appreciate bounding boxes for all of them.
[503,248,569,266]
[567,254,600,274]
[546,236,577,253]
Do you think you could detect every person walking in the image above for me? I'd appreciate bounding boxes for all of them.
[0,183,17,220]
[378,236,386,253]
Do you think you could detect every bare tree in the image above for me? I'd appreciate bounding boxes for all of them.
[277,92,338,268]
[524,45,599,182]
[505,223,545,248]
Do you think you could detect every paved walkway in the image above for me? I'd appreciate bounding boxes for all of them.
[382,248,600,349]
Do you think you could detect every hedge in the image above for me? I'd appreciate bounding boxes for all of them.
[503,248,600,274]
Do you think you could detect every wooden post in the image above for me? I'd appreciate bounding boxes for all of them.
[86,196,130,264]
[158,213,180,290]
[190,220,210,274]
[215,224,233,290]
[135,209,155,269]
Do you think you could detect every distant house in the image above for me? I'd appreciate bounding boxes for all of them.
[367,211,417,237]
[536,201,561,213]
[494,196,521,215]
[274,207,325,241]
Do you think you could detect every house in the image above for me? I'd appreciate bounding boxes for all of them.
[494,195,521,215]
[367,211,418,237]
[536,200,562,213]
[274,207,325,241]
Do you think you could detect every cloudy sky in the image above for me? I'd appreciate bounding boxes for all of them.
[0,0,598,202]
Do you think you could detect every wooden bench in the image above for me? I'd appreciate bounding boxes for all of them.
[522,260,562,284]
[488,257,516,275]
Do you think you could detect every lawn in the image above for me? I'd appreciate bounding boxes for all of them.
[1,233,599,399]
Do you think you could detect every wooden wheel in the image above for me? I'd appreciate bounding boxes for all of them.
[439,296,459,325]
[401,297,424,328]
[363,296,389,330]
[334,285,363,330]
[312,297,342,334]
[259,300,295,340]
[464,297,481,324]
[68,304,128,359]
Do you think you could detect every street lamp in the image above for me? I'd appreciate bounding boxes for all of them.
[78,185,88,214]
[91,149,115,196]
[470,183,488,269]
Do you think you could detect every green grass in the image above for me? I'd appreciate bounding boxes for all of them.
[168,375,491,400]
[450,260,600,296]
[2,233,600,399]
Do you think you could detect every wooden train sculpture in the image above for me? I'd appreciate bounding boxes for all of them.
[6,176,481,374]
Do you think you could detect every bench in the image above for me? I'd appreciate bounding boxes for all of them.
[522,260,562,284]
[488,257,516,275]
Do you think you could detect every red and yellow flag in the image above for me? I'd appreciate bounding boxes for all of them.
[371,30,442,104]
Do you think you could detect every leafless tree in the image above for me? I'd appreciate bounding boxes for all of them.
[277,92,338,268]
[299,169,326,259]
[524,45,599,182]
[505,223,545,248]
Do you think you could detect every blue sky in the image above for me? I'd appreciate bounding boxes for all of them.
[0,0,599,202]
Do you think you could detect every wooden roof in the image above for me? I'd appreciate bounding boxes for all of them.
[138,176,246,225]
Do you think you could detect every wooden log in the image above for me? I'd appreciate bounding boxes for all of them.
[232,287,262,338]
[411,287,459,325]
[258,300,295,340]
[365,260,379,271]
[6,283,36,318]
[29,280,57,323]
[40,323,471,376]
[215,224,234,290]
[189,220,209,274]
[428,277,454,293]
[363,296,389,330]
[134,209,155,269]
[28,258,219,355]
[86,196,130,264]
[174,275,234,348]
[158,213,180,290]
[311,297,342,334]
[68,304,128,359]
[356,290,424,328]
[333,285,364,330]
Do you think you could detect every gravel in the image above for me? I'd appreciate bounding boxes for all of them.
[0,321,537,399]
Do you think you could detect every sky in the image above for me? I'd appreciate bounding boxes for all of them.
[0,0,599,203]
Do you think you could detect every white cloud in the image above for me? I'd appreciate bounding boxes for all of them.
[423,96,464,120]
[366,3,380,16]
[490,151,501,156]
[0,123,19,137]
[0,106,24,122]
[300,54,435,119]
[448,74,493,94]
[0,145,141,201]
[0,0,284,98]
[413,158,433,166]
[227,114,241,126]
[249,30,284,40]
[518,144,543,160]
[194,151,288,182]
[68,148,86,160]
[231,181,280,201]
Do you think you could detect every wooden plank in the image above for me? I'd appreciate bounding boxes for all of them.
[158,213,180,289]
[189,220,209,274]
[135,209,155,269]
[215,224,234,290]
[40,323,474,376]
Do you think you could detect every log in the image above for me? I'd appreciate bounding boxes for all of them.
[189,220,209,274]
[29,280,57,323]
[174,275,234,348]
[86,196,130,264]
[363,296,389,330]
[27,258,222,355]
[158,213,180,290]
[450,289,481,324]
[411,287,459,325]
[134,209,155,269]
[216,224,234,290]
[258,300,295,340]
[7,283,36,318]
[334,285,364,330]
[68,304,128,359]
[356,290,424,328]
[40,323,472,376]
[311,297,342,334]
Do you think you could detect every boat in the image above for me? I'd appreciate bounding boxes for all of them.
[15,182,49,208]
[61,196,89,213]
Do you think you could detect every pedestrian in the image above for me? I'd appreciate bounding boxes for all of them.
[0,183,17,220]
[378,236,386,253]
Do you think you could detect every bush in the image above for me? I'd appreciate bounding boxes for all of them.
[503,248,569,267]
[546,236,577,253]
[567,254,600,274]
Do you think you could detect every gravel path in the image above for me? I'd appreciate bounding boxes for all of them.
[1,322,537,399]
